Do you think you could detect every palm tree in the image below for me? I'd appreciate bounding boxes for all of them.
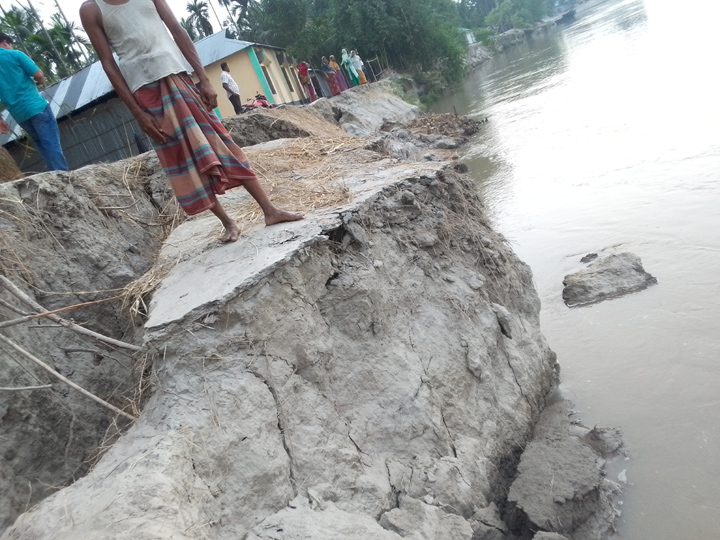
[0,5,39,57]
[186,0,214,39]
[48,14,90,76]
[50,13,91,63]
[217,0,262,39]
[180,17,199,41]
[24,32,58,79]
[1,6,96,83]
[1,6,58,78]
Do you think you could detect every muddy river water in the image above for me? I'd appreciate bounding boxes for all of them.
[433,0,720,538]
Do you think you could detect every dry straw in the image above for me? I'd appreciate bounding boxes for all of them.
[120,136,372,318]
[0,147,23,183]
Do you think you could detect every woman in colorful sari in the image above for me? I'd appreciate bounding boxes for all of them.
[320,56,341,96]
[350,50,367,84]
[298,61,317,102]
[328,55,349,91]
[341,49,359,86]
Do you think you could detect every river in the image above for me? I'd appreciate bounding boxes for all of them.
[432,0,720,538]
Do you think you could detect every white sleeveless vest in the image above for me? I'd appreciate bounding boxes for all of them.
[97,0,189,92]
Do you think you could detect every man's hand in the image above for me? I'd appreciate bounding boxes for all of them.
[135,111,166,144]
[33,69,47,87]
[0,118,10,135]
[197,80,218,111]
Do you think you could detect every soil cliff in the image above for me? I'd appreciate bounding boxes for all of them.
[0,82,620,540]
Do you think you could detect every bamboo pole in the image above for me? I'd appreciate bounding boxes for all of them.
[0,295,123,330]
[21,0,72,74]
[0,334,136,421]
[0,384,52,391]
[52,0,90,64]
[0,276,142,352]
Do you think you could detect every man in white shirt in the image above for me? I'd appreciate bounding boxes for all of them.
[220,62,242,115]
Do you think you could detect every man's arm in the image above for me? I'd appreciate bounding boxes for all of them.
[152,0,217,110]
[79,0,167,143]
[14,50,46,88]
[33,69,46,87]
[0,117,10,135]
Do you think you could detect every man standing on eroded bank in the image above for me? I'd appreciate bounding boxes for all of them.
[79,0,302,242]
[0,32,69,172]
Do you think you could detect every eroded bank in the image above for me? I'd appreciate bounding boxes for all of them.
[1,82,621,540]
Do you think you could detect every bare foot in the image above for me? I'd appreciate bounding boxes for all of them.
[220,221,241,242]
[264,209,304,226]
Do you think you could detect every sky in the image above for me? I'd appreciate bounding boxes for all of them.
[3,0,232,37]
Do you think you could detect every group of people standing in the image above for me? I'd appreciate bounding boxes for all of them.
[299,49,369,102]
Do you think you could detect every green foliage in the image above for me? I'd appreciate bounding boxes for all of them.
[287,18,333,63]
[328,0,466,81]
[262,0,309,49]
[458,0,497,28]
[458,0,548,32]
[473,27,496,47]
[186,0,215,39]
[485,0,547,32]
[217,0,263,40]
[388,75,421,108]
[208,0,470,98]
[180,18,199,41]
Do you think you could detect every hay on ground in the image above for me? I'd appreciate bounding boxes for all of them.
[121,136,381,318]
[404,113,482,137]
[0,147,23,183]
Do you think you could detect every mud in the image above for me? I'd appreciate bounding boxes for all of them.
[0,83,622,540]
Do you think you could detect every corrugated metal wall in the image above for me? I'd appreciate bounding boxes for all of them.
[8,97,151,174]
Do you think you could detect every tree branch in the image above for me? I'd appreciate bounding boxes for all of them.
[0,384,52,392]
[0,276,141,352]
[0,333,137,421]
[0,295,123,330]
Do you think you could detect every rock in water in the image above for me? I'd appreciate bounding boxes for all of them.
[506,397,623,540]
[562,252,657,307]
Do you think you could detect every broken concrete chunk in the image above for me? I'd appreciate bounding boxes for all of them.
[471,502,509,540]
[581,426,624,458]
[506,395,622,540]
[491,303,513,339]
[400,191,416,205]
[533,533,570,540]
[467,274,485,290]
[413,231,440,248]
[434,137,463,149]
[507,436,602,536]
[248,499,402,540]
[379,495,473,540]
[562,252,657,307]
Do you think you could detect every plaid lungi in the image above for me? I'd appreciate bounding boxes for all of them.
[134,73,257,216]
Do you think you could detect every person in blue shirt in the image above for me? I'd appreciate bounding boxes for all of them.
[0,32,68,171]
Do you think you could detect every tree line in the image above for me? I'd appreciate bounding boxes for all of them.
[182,0,551,83]
[459,0,551,33]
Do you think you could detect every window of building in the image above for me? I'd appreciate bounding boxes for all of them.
[261,66,277,95]
[290,68,302,94]
[281,67,294,92]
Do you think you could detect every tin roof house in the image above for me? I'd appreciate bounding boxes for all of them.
[0,30,310,173]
